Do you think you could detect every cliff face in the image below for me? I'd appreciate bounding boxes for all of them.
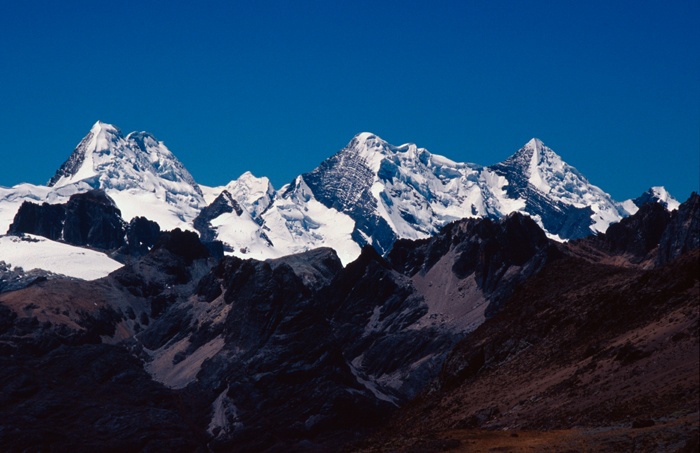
[657,192,699,265]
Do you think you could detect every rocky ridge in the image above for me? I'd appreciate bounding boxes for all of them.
[346,194,700,453]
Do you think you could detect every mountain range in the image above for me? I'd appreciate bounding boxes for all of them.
[0,122,696,452]
[0,121,680,267]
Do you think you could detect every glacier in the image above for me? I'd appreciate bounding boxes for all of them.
[0,121,680,267]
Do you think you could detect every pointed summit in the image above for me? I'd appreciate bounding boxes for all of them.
[44,121,205,230]
[634,186,680,211]
[91,120,122,136]
[48,121,127,187]
[523,137,544,151]
[223,171,275,218]
[488,138,622,238]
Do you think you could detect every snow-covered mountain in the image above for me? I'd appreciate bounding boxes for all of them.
[0,122,680,267]
[616,186,680,215]
[0,121,206,235]
[47,121,206,230]
[488,138,627,239]
[254,134,633,261]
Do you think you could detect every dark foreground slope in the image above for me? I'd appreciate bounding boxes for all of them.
[0,195,697,452]
[346,195,700,453]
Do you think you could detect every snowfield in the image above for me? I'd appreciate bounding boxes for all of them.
[0,234,123,280]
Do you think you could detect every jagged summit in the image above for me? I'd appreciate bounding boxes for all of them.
[44,121,205,230]
[48,121,125,187]
[634,186,680,211]
[1,124,682,265]
[222,171,275,218]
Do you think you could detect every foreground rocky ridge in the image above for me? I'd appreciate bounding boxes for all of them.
[0,193,697,452]
[347,193,700,452]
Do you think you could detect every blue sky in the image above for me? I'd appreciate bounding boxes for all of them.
[1,0,698,202]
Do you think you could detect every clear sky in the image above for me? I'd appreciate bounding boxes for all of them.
[1,0,698,202]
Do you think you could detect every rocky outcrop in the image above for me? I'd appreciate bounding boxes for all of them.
[193,190,243,243]
[123,216,161,256]
[657,192,700,265]
[563,192,699,269]
[61,189,126,250]
[320,246,459,400]
[7,201,66,240]
[171,249,397,451]
[0,260,72,294]
[387,213,558,319]
[598,202,672,262]
[138,244,460,450]
[266,247,343,290]
[7,189,167,258]
[8,189,126,250]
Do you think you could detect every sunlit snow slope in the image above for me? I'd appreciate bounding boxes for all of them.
[0,234,123,280]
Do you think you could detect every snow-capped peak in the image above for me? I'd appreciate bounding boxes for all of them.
[222,171,275,219]
[647,186,680,211]
[493,138,620,234]
[342,132,396,172]
[91,120,121,135]
[620,186,682,215]
[41,122,206,231]
[524,137,544,151]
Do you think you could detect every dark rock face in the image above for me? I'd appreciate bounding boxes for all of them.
[267,247,343,291]
[62,189,126,249]
[564,192,699,269]
[7,201,66,239]
[598,202,672,262]
[388,213,557,319]
[7,190,168,258]
[302,139,397,254]
[657,192,700,265]
[47,130,98,187]
[124,216,161,255]
[140,245,457,450]
[183,250,397,451]
[8,189,127,250]
[194,190,243,244]
[320,246,459,400]
[151,228,210,264]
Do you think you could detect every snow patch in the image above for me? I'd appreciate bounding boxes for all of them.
[0,234,122,280]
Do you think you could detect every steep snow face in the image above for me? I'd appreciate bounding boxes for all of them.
[195,190,280,261]
[43,121,206,231]
[488,138,624,238]
[298,133,492,255]
[649,186,680,211]
[260,176,361,265]
[259,134,634,261]
[201,173,275,221]
[273,133,589,260]
[0,234,123,280]
[226,171,275,218]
